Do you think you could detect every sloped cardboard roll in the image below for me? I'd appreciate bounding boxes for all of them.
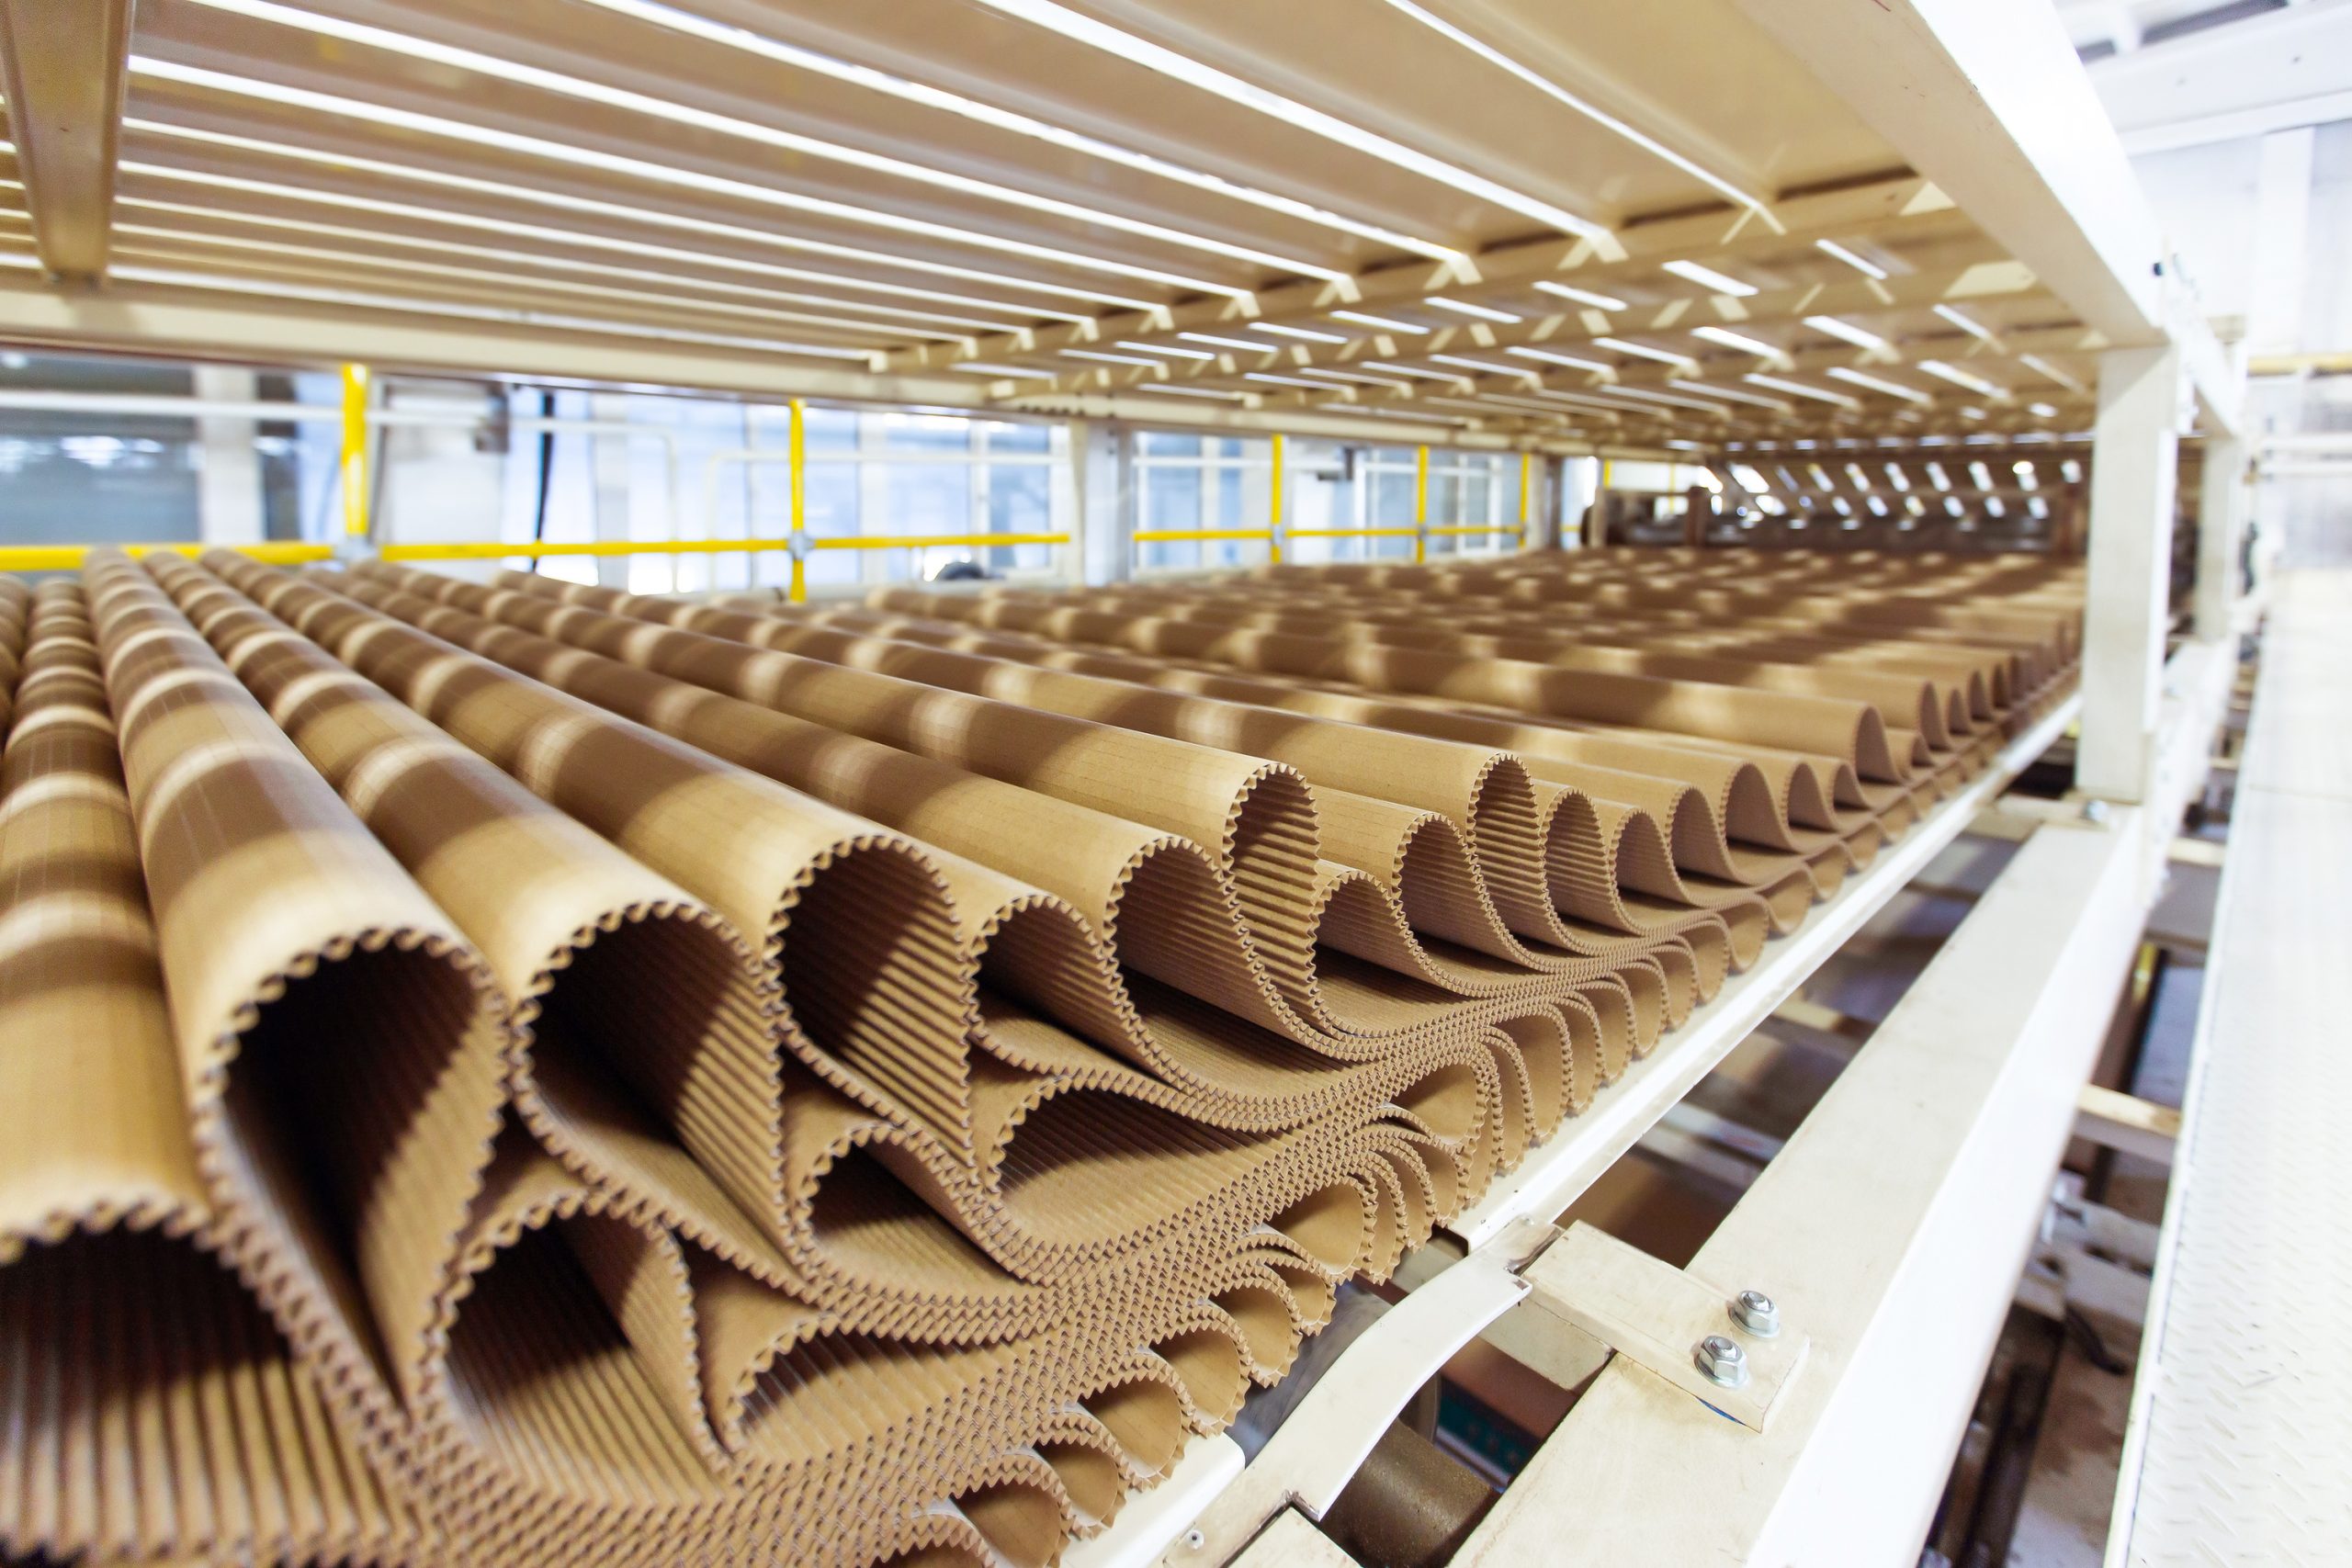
[0,547,2081,1566]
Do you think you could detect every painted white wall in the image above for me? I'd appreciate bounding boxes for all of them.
[2130,120,2352,564]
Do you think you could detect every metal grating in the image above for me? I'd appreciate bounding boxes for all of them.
[2120,570,2352,1565]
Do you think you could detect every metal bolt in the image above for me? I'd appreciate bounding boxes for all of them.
[1695,1334,1749,1389]
[1184,1529,1206,1551]
[1730,1289,1781,1338]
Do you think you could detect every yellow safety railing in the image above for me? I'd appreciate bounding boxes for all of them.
[340,363,370,540]
[3,429,1537,581]
[1414,444,1429,564]
[0,535,1067,576]
[809,533,1066,551]
[0,541,337,571]
[1132,432,1292,571]
[786,398,808,604]
[1270,434,1285,565]
[379,539,798,562]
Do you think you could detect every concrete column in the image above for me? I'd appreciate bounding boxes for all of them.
[2249,129,2314,357]
[1068,420,1132,585]
[2193,434,2247,642]
[1586,459,1612,548]
[2078,344,2183,805]
[191,366,263,545]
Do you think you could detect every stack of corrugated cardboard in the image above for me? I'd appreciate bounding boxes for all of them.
[0,547,2077,1566]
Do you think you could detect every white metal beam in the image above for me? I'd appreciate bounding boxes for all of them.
[2091,0,2352,154]
[1457,803,2153,1568]
[883,177,1954,374]
[1730,0,2166,345]
[0,0,133,278]
[2080,344,2185,804]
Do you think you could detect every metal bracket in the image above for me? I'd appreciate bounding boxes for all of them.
[1148,1218,1555,1568]
[1521,1222,1810,1432]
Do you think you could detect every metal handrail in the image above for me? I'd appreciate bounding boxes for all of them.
[1132,528,1277,543]
[0,542,336,570]
[0,534,1068,571]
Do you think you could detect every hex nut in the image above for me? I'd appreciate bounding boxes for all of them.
[1731,1288,1781,1338]
[1695,1334,1749,1389]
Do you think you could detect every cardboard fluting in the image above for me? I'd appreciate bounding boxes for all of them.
[0,548,2080,1566]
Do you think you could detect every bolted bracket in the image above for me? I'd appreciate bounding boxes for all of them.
[1520,1222,1809,1432]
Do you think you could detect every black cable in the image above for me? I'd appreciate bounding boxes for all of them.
[528,387,556,575]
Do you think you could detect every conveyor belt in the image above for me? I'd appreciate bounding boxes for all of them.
[2118,570,2352,1565]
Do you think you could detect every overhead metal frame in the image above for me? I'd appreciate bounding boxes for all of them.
[0,0,2234,456]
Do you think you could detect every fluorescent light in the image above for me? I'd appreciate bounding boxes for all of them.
[108,264,881,357]
[1826,367,1931,404]
[1508,346,1612,373]
[956,362,1062,378]
[1670,379,1791,410]
[1660,260,1758,297]
[1117,340,1216,358]
[1424,297,1522,323]
[1815,240,1888,279]
[567,0,1464,263]
[1137,384,1246,400]
[1294,367,1417,388]
[113,196,1026,333]
[1917,360,2002,395]
[191,0,1357,281]
[1533,281,1629,310]
[1250,321,1351,343]
[129,53,1259,297]
[1533,389,1633,412]
[1360,361,1471,382]
[1804,316,1889,350]
[128,119,1159,310]
[1933,304,1998,342]
[1245,372,1335,389]
[1062,349,1164,366]
[1371,0,1769,216]
[1179,332,1278,353]
[1690,325,1782,357]
[2020,355,2086,393]
[1470,393,1583,415]
[113,219,979,342]
[1429,354,1532,376]
[2029,401,2059,418]
[1329,310,1428,333]
[1591,386,1727,412]
[1745,374,1858,407]
[1594,336,1695,366]
[969,0,1608,237]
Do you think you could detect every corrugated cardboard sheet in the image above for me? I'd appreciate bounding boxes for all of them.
[0,547,2080,1565]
